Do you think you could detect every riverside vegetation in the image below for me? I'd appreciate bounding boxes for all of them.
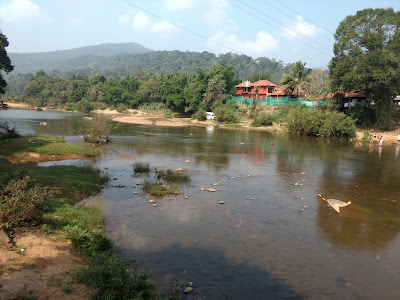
[0,135,162,299]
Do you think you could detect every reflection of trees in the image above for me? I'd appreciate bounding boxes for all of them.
[110,124,232,171]
[317,150,400,253]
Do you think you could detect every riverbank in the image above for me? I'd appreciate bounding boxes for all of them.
[4,102,400,142]
[0,136,107,299]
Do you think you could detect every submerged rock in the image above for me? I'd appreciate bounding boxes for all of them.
[149,200,156,203]
[213,183,220,186]
[219,201,225,204]
[207,188,216,192]
[184,287,193,294]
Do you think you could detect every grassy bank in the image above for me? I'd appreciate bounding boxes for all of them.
[0,136,158,299]
[0,135,100,162]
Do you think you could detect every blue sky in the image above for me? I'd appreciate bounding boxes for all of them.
[1,0,399,68]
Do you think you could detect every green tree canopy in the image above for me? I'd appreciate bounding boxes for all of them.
[0,33,14,94]
[329,8,400,129]
[281,61,311,95]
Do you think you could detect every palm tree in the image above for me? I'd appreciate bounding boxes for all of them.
[281,61,311,96]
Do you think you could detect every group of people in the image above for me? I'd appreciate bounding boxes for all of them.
[373,133,384,146]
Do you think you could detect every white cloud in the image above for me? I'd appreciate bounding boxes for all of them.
[162,0,194,11]
[203,0,233,31]
[282,15,321,39]
[0,0,50,23]
[208,30,279,57]
[119,11,179,37]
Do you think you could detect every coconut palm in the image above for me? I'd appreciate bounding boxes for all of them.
[281,61,311,96]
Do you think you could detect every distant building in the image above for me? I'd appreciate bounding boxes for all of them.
[393,95,400,106]
[322,90,368,108]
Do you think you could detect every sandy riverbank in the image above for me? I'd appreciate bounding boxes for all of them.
[3,102,30,109]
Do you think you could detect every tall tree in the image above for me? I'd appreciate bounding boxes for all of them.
[281,61,311,96]
[306,68,331,104]
[203,74,229,110]
[0,32,14,94]
[329,8,400,129]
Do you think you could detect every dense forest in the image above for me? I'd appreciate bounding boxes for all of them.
[5,43,293,97]
[6,64,246,116]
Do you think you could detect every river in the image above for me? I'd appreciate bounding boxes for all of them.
[1,109,400,299]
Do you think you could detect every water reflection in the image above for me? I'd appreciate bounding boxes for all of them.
[4,109,400,299]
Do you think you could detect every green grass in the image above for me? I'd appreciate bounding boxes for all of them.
[157,169,190,183]
[133,162,150,173]
[0,135,158,299]
[0,135,100,158]
[225,123,242,128]
[143,181,179,196]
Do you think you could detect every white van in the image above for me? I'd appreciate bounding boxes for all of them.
[206,112,216,120]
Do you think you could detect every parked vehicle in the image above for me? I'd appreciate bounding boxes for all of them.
[206,112,216,120]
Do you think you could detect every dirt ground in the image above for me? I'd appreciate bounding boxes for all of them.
[0,231,92,300]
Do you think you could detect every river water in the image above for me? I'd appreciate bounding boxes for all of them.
[2,109,400,299]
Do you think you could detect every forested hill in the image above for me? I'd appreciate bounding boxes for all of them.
[9,42,153,74]
[8,43,292,83]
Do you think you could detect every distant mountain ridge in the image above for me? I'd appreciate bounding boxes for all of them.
[6,42,292,89]
[9,42,153,74]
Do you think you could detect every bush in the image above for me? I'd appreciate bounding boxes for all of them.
[214,106,238,123]
[345,105,376,128]
[251,112,276,127]
[36,107,43,111]
[0,176,51,228]
[0,121,19,139]
[81,116,114,143]
[116,103,129,113]
[75,100,94,113]
[192,107,207,121]
[320,111,356,138]
[285,106,356,138]
[77,253,155,300]
[286,105,325,136]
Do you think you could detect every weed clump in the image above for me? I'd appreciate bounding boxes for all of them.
[77,253,155,300]
[133,162,150,173]
[143,181,179,196]
[157,169,190,183]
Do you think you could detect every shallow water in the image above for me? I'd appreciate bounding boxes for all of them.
[3,109,400,299]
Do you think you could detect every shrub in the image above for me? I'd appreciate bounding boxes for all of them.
[320,111,356,138]
[192,108,207,121]
[251,112,276,127]
[75,100,94,113]
[286,106,325,136]
[345,105,376,128]
[0,121,19,139]
[0,176,51,228]
[36,107,43,111]
[157,169,190,183]
[116,103,129,113]
[81,116,114,143]
[214,106,238,123]
[77,253,155,300]
[285,106,356,138]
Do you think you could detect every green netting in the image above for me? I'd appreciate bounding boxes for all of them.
[231,96,326,107]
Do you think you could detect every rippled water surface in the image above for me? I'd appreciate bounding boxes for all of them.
[3,109,400,299]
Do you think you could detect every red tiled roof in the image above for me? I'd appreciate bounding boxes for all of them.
[235,80,278,88]
[235,81,252,88]
[252,79,278,87]
[269,86,293,96]
[323,90,366,99]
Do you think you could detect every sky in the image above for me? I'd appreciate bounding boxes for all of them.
[1,0,400,68]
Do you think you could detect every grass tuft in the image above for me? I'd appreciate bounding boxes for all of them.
[133,162,150,173]
[157,169,190,183]
[143,181,179,196]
